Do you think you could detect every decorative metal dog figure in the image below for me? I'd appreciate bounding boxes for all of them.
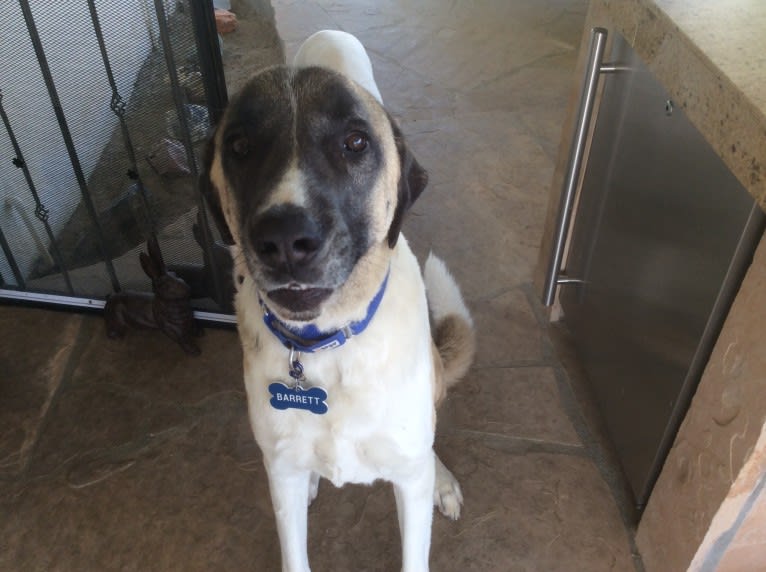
[104,236,202,355]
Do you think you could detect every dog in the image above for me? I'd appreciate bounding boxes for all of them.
[202,30,476,572]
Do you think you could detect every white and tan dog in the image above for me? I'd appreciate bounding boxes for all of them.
[203,30,475,572]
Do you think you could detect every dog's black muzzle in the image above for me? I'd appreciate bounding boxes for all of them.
[249,204,334,314]
[251,204,323,277]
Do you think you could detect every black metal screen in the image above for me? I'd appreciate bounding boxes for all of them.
[0,0,233,320]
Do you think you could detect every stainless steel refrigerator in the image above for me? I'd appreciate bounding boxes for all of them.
[552,32,764,510]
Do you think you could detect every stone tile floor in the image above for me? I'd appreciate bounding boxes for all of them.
[1,0,645,570]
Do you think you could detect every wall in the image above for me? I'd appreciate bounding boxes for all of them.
[690,423,766,571]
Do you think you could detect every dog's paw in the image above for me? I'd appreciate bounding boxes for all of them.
[434,477,463,520]
[308,472,320,506]
[434,456,463,520]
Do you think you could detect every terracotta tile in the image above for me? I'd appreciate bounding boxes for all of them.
[77,319,243,404]
[469,289,545,367]
[0,307,83,476]
[440,367,581,446]
[402,112,556,297]
[431,434,635,572]
[0,395,269,572]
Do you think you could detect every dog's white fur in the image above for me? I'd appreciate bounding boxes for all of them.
[424,254,473,327]
[293,30,384,104]
[232,31,474,572]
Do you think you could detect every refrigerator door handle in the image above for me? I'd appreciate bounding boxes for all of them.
[542,27,609,306]
[556,277,586,285]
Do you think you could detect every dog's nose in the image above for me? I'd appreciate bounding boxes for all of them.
[251,207,322,270]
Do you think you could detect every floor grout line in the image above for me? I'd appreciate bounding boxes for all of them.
[471,360,557,371]
[438,427,586,458]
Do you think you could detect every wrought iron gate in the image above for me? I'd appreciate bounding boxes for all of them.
[0,0,234,322]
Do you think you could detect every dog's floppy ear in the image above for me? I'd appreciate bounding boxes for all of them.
[386,117,428,248]
[199,131,235,245]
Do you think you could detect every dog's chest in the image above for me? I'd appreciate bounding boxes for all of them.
[245,333,433,486]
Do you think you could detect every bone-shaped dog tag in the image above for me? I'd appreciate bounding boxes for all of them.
[269,382,329,414]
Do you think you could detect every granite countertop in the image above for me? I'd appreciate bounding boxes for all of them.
[655,0,766,115]
[586,0,766,209]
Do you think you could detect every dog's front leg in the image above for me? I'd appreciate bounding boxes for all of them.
[266,467,312,572]
[393,456,435,572]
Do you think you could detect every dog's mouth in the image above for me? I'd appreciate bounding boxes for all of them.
[266,284,333,314]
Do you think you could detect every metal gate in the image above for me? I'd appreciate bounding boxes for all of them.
[0,0,234,322]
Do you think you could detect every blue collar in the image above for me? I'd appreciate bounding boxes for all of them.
[260,271,390,353]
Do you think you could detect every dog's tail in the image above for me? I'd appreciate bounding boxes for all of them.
[424,253,476,399]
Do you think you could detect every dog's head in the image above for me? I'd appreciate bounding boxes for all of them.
[203,66,427,322]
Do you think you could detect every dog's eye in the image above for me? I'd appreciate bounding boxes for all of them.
[343,131,368,153]
[230,135,249,157]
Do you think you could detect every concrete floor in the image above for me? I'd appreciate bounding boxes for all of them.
[1,1,644,570]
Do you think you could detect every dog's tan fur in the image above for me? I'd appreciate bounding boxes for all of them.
[431,315,476,408]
